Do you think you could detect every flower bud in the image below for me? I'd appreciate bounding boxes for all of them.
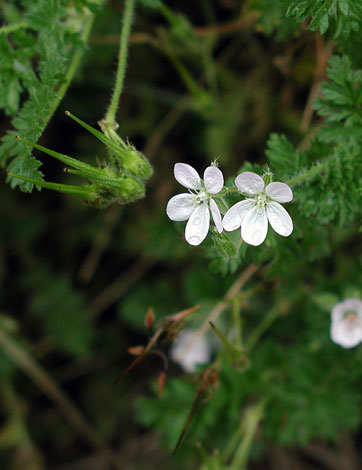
[212,233,237,259]
[118,144,153,180]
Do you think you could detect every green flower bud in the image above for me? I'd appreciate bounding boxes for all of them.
[213,233,237,259]
[117,143,153,180]
[262,168,273,186]
[113,174,145,201]
[65,112,153,180]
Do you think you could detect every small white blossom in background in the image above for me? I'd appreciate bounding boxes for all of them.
[223,171,293,246]
[166,163,224,246]
[330,298,362,348]
[170,329,211,373]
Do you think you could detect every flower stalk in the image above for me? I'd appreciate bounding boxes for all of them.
[104,0,136,130]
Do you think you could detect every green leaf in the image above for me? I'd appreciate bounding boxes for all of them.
[280,0,362,39]
[6,154,43,192]
[0,1,95,192]
[265,134,300,179]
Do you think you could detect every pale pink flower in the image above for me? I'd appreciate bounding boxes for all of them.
[330,298,362,348]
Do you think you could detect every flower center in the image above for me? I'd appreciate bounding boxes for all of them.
[194,190,209,204]
[344,310,359,328]
[255,192,267,209]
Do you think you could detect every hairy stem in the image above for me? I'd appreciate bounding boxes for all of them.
[286,155,336,187]
[104,0,136,128]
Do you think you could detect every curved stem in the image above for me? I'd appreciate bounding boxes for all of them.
[104,0,136,127]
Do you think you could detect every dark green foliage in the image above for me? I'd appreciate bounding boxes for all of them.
[313,55,362,134]
[137,278,362,451]
[1,1,362,468]
[250,0,299,38]
[0,0,93,191]
[281,0,362,38]
[266,55,362,229]
[26,270,94,357]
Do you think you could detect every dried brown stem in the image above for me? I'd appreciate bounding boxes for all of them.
[300,35,334,132]
[143,95,189,159]
[0,326,117,464]
[90,12,259,46]
[88,255,157,317]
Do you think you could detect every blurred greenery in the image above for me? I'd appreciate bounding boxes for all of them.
[0,1,361,469]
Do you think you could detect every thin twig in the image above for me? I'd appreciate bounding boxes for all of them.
[78,206,121,283]
[305,442,341,469]
[337,432,361,470]
[0,326,118,464]
[300,36,334,132]
[143,95,189,159]
[90,12,260,46]
[173,264,260,363]
[88,255,157,317]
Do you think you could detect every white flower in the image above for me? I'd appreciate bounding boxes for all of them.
[330,298,362,348]
[166,163,224,246]
[170,329,211,372]
[223,171,293,246]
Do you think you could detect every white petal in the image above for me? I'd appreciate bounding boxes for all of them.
[223,200,255,232]
[174,163,201,190]
[332,299,362,323]
[166,194,196,221]
[170,330,211,373]
[266,182,293,203]
[204,166,224,194]
[241,205,268,246]
[209,199,223,233]
[235,172,264,195]
[185,203,210,246]
[266,202,293,237]
[331,320,362,348]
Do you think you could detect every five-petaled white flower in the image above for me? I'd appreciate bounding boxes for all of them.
[330,298,362,348]
[170,329,211,372]
[166,163,224,246]
[223,171,293,246]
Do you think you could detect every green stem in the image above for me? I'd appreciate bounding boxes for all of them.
[232,297,242,349]
[0,21,27,34]
[162,43,207,100]
[246,305,280,350]
[104,0,136,127]
[231,401,265,469]
[66,169,123,189]
[7,173,97,199]
[286,155,336,187]
[16,137,106,177]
